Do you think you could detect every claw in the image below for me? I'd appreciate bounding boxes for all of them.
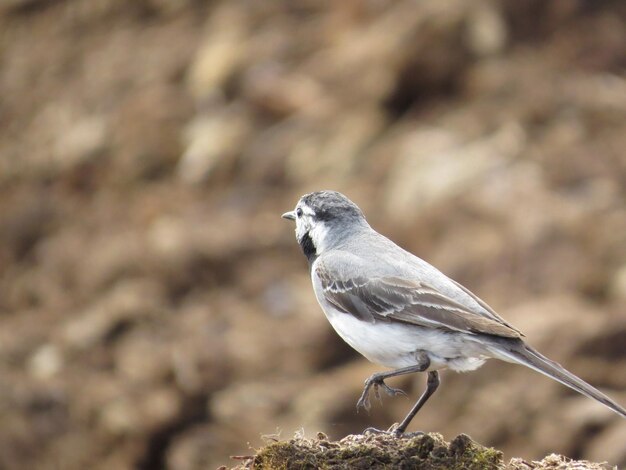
[373,382,382,404]
[358,376,406,409]
[357,374,407,413]
[380,382,407,398]
[356,388,371,412]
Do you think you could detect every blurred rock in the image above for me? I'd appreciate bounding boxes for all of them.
[114,333,172,384]
[384,122,525,221]
[28,344,63,380]
[143,0,200,16]
[166,426,219,470]
[465,2,507,57]
[53,115,108,169]
[61,280,163,350]
[0,0,50,14]
[0,189,56,267]
[586,422,626,467]
[241,63,325,118]
[608,265,626,303]
[112,85,191,182]
[4,104,107,181]
[286,107,385,183]
[99,387,182,436]
[177,104,252,184]
[186,3,249,100]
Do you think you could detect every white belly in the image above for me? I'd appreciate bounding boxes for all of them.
[325,307,489,371]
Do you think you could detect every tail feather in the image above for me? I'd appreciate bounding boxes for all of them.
[494,342,626,418]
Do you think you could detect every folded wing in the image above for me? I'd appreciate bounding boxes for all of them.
[316,261,522,339]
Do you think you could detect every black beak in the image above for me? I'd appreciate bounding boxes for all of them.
[282,211,296,221]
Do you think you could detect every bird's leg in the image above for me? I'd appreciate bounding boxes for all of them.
[356,353,430,413]
[394,371,440,435]
[363,371,440,436]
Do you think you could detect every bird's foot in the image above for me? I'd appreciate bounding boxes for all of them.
[356,375,407,412]
[362,426,388,435]
[362,423,424,438]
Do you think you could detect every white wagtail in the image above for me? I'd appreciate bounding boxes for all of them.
[282,190,626,435]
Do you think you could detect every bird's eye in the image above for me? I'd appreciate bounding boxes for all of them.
[296,208,303,218]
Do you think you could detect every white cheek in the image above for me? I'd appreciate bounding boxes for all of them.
[295,214,313,239]
[309,222,330,253]
[295,221,307,240]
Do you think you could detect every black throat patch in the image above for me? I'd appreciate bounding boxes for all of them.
[299,231,317,263]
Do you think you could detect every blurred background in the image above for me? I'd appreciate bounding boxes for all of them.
[1,0,625,469]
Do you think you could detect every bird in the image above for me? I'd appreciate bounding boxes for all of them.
[281,190,626,435]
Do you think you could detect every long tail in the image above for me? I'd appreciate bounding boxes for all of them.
[492,340,626,418]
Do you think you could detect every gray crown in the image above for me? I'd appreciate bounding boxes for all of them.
[302,190,365,222]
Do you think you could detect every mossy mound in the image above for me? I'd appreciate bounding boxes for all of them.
[229,432,616,470]
[243,432,501,470]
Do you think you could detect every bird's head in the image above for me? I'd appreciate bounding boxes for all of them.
[282,190,367,261]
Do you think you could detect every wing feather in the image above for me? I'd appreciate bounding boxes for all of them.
[316,264,521,339]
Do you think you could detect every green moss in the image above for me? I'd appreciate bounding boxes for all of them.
[250,432,503,470]
[233,432,612,469]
